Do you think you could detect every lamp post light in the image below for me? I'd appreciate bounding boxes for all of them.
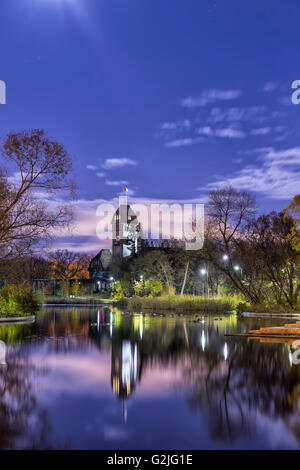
[222,254,229,261]
[234,265,243,277]
[200,268,209,298]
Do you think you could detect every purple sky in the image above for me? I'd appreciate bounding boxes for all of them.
[1,0,300,252]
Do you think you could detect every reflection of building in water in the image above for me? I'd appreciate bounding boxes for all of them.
[111,340,138,400]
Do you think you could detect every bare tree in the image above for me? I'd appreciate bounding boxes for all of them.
[0,129,75,259]
[204,186,258,304]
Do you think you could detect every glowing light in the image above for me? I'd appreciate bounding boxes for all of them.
[201,330,206,351]
[139,314,143,339]
[223,343,228,360]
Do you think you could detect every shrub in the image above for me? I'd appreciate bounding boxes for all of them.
[112,280,125,300]
[0,283,40,316]
[34,289,45,305]
[133,279,163,298]
[161,285,176,297]
[71,280,80,296]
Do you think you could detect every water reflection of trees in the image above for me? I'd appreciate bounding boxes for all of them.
[0,346,53,449]
[1,307,300,447]
[102,310,300,446]
[178,339,300,445]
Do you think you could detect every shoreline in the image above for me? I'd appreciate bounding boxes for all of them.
[0,315,36,324]
[240,312,300,318]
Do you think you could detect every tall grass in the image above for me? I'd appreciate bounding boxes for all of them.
[120,294,238,314]
[44,296,115,305]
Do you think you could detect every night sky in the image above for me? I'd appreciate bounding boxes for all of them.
[0,0,299,252]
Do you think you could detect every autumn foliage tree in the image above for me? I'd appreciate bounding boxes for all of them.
[49,249,90,291]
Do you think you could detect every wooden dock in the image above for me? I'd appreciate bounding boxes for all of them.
[225,321,300,345]
[248,321,300,337]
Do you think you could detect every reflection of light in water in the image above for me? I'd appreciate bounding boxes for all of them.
[223,343,228,361]
[201,330,206,351]
[110,312,113,337]
[289,351,293,367]
[139,314,143,339]
[97,310,100,331]
[121,341,137,395]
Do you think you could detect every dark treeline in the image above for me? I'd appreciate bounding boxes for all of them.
[110,187,300,309]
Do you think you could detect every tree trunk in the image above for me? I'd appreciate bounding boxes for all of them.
[180,260,190,296]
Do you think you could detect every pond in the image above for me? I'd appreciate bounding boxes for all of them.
[0,306,299,450]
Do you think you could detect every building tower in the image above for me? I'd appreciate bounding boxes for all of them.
[112,191,141,258]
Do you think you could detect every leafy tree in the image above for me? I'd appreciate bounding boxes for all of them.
[284,195,300,254]
[50,250,90,281]
[133,279,163,297]
[129,250,174,288]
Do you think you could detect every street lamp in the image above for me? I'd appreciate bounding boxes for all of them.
[200,268,209,298]
[222,254,229,261]
[234,265,243,277]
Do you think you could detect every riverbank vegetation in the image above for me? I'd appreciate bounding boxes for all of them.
[43,295,117,305]
[0,284,42,317]
[120,294,238,313]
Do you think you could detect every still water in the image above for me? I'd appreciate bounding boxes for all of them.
[0,306,299,450]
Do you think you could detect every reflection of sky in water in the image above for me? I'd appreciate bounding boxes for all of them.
[0,307,299,449]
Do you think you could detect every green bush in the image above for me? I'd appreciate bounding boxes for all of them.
[112,280,125,300]
[34,289,45,305]
[0,283,40,316]
[133,279,163,297]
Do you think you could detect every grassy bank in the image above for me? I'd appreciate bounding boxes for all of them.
[119,295,238,313]
[237,302,300,314]
[43,295,116,305]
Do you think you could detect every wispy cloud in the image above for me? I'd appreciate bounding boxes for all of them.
[87,164,97,170]
[208,106,267,123]
[250,127,271,136]
[160,120,191,131]
[181,89,241,108]
[165,137,204,148]
[197,126,246,139]
[201,147,300,200]
[105,180,129,186]
[101,158,137,169]
[262,82,278,92]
